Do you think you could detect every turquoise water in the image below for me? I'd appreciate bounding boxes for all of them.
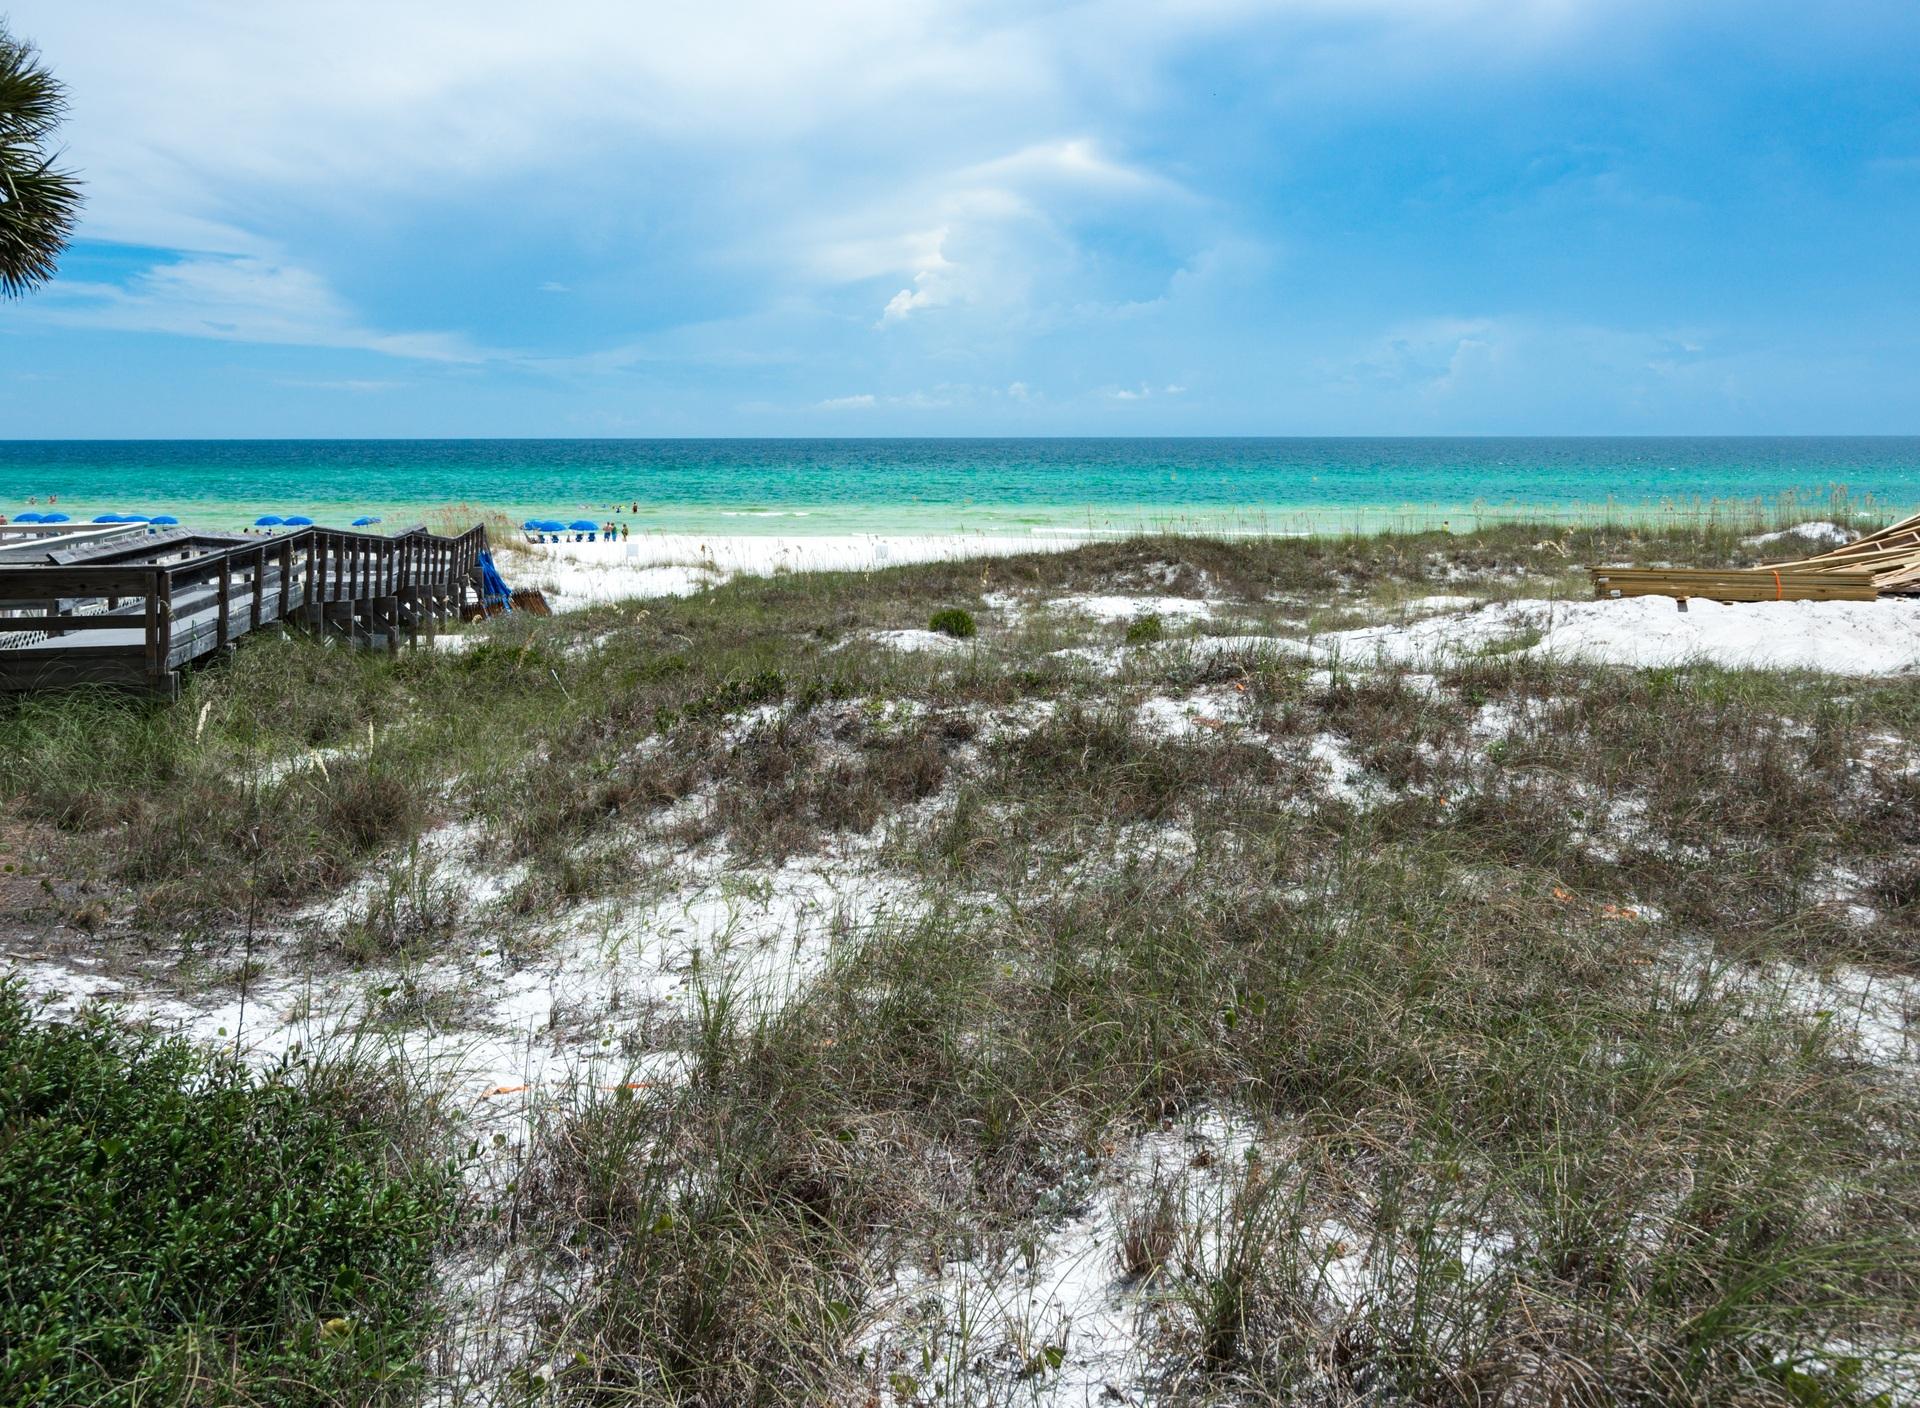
[1,438,1915,535]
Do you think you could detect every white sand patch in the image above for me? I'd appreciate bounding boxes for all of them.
[1744,521,1855,548]
[7,840,917,1114]
[1654,942,1918,1074]
[4,960,123,1010]
[1197,597,1920,675]
[981,590,1027,623]
[300,820,527,929]
[1303,733,1380,806]
[503,533,1074,612]
[1133,690,1242,740]
[1399,593,1481,613]
[507,559,721,613]
[862,1109,1270,1406]
[1047,644,1125,674]
[966,697,1059,743]
[1049,595,1215,623]
[861,628,976,654]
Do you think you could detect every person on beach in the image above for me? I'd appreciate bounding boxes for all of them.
[620,522,629,542]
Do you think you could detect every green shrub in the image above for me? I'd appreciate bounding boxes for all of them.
[0,984,456,1407]
[1124,613,1165,645]
[928,608,976,639]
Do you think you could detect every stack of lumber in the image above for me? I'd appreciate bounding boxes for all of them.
[1592,512,1920,603]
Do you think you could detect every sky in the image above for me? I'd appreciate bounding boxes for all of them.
[1,0,1918,438]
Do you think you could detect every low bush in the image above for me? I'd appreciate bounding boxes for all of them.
[0,984,456,1407]
[928,607,976,639]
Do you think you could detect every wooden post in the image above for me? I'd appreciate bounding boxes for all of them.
[154,570,174,688]
[144,570,162,687]
[279,540,293,618]
[250,545,266,632]
[217,555,232,649]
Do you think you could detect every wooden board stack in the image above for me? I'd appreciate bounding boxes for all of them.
[1591,511,1920,603]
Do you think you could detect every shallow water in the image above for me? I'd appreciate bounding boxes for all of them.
[2,436,1914,535]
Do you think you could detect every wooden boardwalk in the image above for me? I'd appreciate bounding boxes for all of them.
[0,524,489,696]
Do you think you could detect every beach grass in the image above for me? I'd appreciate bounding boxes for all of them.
[1,519,1916,1405]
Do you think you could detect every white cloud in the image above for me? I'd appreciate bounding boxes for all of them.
[880,272,949,326]
[275,378,408,393]
[816,387,970,410]
[958,138,1185,200]
[35,255,494,362]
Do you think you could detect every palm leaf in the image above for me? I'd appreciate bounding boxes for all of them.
[0,24,83,299]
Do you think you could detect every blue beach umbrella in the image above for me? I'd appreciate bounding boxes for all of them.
[254,514,284,527]
[351,515,382,527]
[283,515,316,527]
[149,514,180,526]
[521,519,542,531]
[568,519,600,532]
[536,519,567,532]
[93,514,125,523]
[40,512,70,523]
[13,511,43,523]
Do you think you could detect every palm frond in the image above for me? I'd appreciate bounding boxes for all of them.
[0,23,81,298]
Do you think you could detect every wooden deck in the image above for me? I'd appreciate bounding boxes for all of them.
[0,524,490,696]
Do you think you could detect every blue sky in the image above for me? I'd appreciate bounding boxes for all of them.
[1,0,1917,436]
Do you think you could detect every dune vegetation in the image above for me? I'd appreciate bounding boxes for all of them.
[2,520,1916,1406]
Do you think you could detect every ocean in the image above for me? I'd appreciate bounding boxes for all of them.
[1,437,1916,536]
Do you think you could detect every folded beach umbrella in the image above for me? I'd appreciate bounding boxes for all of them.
[13,512,43,523]
[568,519,600,532]
[283,515,316,526]
[149,514,180,525]
[254,514,284,527]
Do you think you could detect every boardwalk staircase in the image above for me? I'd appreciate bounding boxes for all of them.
[0,523,490,696]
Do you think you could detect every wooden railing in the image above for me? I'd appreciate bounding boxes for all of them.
[0,524,489,694]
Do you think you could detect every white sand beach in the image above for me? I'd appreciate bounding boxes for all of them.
[503,529,1920,676]
[503,531,1080,610]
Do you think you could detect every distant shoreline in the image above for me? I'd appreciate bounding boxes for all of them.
[0,496,1904,541]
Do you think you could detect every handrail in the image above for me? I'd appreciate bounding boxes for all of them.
[0,523,490,690]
